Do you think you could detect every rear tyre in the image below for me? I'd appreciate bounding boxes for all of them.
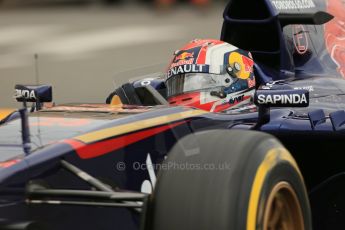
[147,130,311,230]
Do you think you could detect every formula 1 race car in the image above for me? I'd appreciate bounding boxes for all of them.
[0,0,345,230]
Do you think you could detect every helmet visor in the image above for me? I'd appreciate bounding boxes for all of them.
[166,73,232,98]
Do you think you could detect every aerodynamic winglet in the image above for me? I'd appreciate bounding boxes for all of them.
[278,11,334,27]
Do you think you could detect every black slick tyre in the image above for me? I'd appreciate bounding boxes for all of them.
[146,130,311,230]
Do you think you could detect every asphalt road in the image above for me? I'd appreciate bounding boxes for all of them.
[0,2,226,108]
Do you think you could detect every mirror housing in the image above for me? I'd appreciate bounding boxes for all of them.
[15,85,52,103]
[278,11,334,27]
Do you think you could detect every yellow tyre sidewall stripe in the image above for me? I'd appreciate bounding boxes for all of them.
[75,109,208,144]
[246,147,303,230]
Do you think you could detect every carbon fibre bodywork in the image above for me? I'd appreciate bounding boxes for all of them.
[0,0,345,229]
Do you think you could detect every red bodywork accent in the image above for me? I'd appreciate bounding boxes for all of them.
[0,158,21,168]
[168,92,251,112]
[325,0,345,78]
[169,92,214,111]
[63,121,187,159]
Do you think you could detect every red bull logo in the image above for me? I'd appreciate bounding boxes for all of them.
[174,52,194,62]
[170,51,195,68]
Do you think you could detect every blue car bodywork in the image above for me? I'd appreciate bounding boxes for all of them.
[0,0,345,229]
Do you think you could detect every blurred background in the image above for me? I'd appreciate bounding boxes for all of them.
[0,0,227,107]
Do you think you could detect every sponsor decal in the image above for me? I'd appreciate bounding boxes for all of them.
[262,81,285,90]
[171,48,201,68]
[15,89,36,100]
[229,95,244,104]
[170,59,194,68]
[271,0,315,10]
[228,52,254,80]
[293,85,314,92]
[14,85,52,103]
[257,94,307,104]
[175,51,194,62]
[140,78,155,86]
[292,25,309,55]
[167,64,209,78]
[254,90,309,107]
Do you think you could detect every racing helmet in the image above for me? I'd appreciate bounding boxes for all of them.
[166,39,256,112]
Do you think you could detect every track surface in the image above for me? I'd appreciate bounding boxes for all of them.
[0,2,225,107]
